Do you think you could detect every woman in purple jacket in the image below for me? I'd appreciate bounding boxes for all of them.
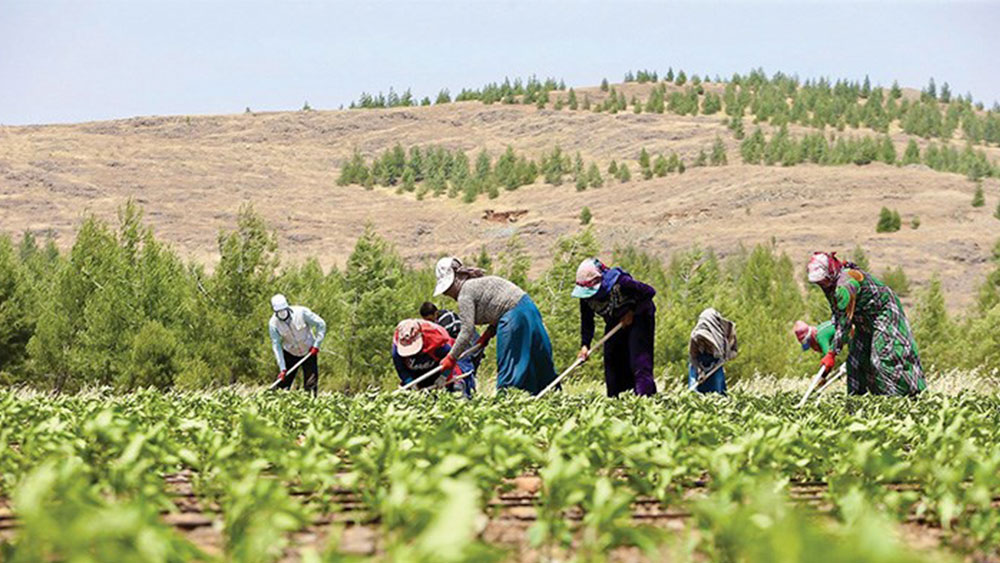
[571,258,658,397]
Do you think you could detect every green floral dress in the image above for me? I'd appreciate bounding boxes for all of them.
[824,267,926,396]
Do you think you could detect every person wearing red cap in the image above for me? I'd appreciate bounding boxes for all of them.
[572,258,658,397]
[806,252,925,396]
[392,318,475,397]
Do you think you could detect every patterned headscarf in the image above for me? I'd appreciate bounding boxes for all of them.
[807,252,843,286]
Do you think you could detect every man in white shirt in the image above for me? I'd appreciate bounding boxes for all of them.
[268,293,326,394]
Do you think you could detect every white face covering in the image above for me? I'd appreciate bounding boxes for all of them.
[276,308,291,321]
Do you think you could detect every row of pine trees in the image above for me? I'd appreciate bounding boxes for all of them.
[348,69,1000,147]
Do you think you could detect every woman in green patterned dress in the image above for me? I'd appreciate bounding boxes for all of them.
[806,252,926,396]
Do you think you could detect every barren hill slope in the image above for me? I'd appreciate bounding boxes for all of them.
[1,83,998,310]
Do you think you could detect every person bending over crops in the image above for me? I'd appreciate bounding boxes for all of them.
[806,252,926,396]
[392,319,475,398]
[571,258,657,397]
[268,294,326,394]
[433,257,558,395]
[688,308,738,395]
[421,300,485,373]
[793,319,842,390]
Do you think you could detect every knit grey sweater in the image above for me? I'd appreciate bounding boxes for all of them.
[451,276,526,358]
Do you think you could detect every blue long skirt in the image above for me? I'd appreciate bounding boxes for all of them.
[688,353,727,395]
[496,295,557,395]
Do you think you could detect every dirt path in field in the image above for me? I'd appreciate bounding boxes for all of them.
[3,471,977,562]
[1,85,998,310]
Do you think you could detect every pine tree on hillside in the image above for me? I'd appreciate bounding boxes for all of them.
[567,88,578,110]
[878,136,897,165]
[972,182,985,207]
[939,82,952,104]
[890,80,902,99]
[665,67,674,82]
[617,163,631,183]
[607,160,618,175]
[675,70,687,86]
[923,77,937,101]
[653,154,668,177]
[851,245,871,270]
[902,139,921,165]
[600,78,610,92]
[711,136,728,166]
[587,163,604,188]
[436,89,452,104]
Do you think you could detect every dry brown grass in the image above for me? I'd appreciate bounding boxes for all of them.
[1,83,997,310]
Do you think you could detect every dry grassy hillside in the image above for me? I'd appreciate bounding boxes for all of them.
[1,82,998,310]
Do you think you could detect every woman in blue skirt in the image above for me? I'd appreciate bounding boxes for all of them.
[433,257,557,395]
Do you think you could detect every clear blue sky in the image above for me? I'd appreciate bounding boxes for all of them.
[2,1,997,125]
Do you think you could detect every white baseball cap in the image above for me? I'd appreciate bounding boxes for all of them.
[270,293,289,312]
[433,256,460,296]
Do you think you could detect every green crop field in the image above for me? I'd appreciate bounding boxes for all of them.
[2,386,999,562]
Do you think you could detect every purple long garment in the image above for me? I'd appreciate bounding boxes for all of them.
[580,271,657,397]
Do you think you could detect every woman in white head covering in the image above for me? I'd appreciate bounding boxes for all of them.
[433,257,557,395]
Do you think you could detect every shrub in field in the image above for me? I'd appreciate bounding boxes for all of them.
[126,321,181,390]
[876,207,902,233]
[972,182,985,207]
[580,207,592,225]
[913,276,957,369]
[881,266,911,297]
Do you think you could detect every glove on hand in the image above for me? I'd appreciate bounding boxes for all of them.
[278,369,287,381]
[820,352,836,372]
[440,354,458,374]
[476,325,497,348]
[309,346,319,356]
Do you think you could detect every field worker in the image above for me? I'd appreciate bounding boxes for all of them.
[687,308,738,395]
[268,294,326,394]
[806,252,926,396]
[433,257,557,395]
[794,320,836,357]
[392,319,475,398]
[571,258,657,397]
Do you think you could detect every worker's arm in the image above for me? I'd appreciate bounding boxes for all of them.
[816,321,837,355]
[391,347,413,385]
[828,278,860,355]
[302,307,327,348]
[450,292,477,359]
[580,299,596,348]
[269,321,286,371]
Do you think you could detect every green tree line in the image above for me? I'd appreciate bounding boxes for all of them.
[2,203,999,393]
[739,127,999,179]
[348,69,1000,149]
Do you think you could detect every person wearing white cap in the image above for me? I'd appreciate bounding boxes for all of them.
[392,318,476,398]
[268,293,327,394]
[433,256,557,395]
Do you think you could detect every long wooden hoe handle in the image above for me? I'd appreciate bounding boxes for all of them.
[536,321,626,399]
[268,351,315,390]
[815,364,847,398]
[796,365,827,408]
[394,343,483,393]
